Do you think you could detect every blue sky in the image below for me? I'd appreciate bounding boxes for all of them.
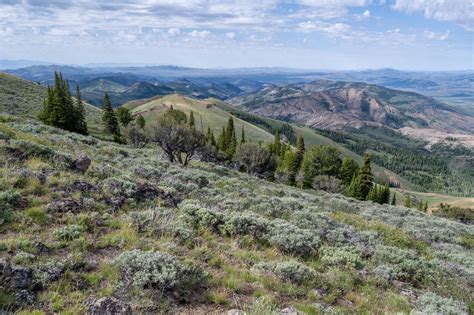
[0,0,472,70]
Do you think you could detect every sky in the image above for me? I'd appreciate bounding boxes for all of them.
[0,0,473,70]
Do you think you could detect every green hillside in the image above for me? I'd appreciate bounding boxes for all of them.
[0,114,472,314]
[124,94,275,143]
[0,72,105,137]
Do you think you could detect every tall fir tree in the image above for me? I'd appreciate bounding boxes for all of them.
[347,153,373,200]
[273,129,281,156]
[341,157,359,186]
[240,126,246,145]
[391,193,396,205]
[189,111,196,130]
[294,133,305,170]
[136,115,146,129]
[102,93,121,142]
[217,127,227,151]
[74,83,88,135]
[224,117,237,158]
[206,126,216,147]
[404,195,412,208]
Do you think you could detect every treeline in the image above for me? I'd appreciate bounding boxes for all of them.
[39,72,88,135]
[125,106,393,205]
[313,127,473,196]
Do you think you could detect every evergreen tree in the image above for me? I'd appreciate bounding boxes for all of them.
[217,127,227,151]
[391,193,396,205]
[341,157,359,186]
[404,195,412,208]
[380,184,390,204]
[366,186,378,202]
[74,84,88,135]
[273,129,281,156]
[224,117,237,158]
[102,93,121,142]
[136,115,146,129]
[189,111,195,130]
[206,126,216,147]
[116,107,133,127]
[294,133,305,170]
[241,126,246,145]
[347,153,373,200]
[423,201,429,212]
[276,147,297,185]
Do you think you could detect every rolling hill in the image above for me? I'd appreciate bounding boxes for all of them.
[0,72,105,136]
[230,80,474,135]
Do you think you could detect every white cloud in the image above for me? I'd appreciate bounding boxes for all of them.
[424,29,450,40]
[298,21,352,38]
[363,10,370,18]
[226,32,236,39]
[296,0,369,7]
[168,28,180,36]
[393,0,474,31]
[190,30,211,38]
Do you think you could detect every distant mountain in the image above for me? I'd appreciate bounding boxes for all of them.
[0,59,56,70]
[230,80,474,135]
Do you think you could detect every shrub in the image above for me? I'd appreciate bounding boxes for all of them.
[102,177,137,198]
[300,145,342,188]
[113,250,205,295]
[223,211,269,238]
[312,175,345,194]
[320,246,364,269]
[54,224,83,242]
[266,219,320,255]
[0,190,22,223]
[372,245,434,285]
[253,260,316,284]
[413,292,467,315]
[129,207,175,236]
[233,143,276,178]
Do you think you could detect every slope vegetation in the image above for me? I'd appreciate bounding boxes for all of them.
[0,115,472,314]
[0,72,105,136]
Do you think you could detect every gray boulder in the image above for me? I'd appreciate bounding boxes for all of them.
[70,154,91,173]
[87,297,132,315]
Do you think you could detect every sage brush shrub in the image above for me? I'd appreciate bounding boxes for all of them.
[266,219,320,255]
[223,211,269,238]
[113,250,205,294]
[54,224,83,242]
[413,292,467,315]
[372,245,434,285]
[253,260,316,284]
[320,246,365,269]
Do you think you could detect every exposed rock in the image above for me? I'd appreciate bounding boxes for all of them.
[227,310,246,315]
[133,182,178,207]
[0,259,7,277]
[47,197,83,213]
[278,307,298,315]
[87,297,132,315]
[14,289,36,306]
[70,154,91,173]
[10,265,33,289]
[69,180,100,193]
[107,196,127,212]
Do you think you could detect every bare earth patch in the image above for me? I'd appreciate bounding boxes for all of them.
[399,127,474,149]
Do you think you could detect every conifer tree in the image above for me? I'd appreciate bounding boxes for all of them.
[294,133,305,169]
[341,157,359,186]
[366,186,378,202]
[273,129,281,156]
[276,147,297,185]
[189,111,195,130]
[404,195,412,208]
[241,126,246,145]
[102,93,121,142]
[380,184,390,204]
[347,154,373,200]
[206,126,216,147]
[391,193,396,205]
[224,117,237,158]
[74,83,88,135]
[217,127,227,151]
[136,115,146,129]
[116,107,133,127]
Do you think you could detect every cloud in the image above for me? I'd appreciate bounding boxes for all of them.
[190,30,211,38]
[226,32,236,39]
[296,0,369,7]
[168,28,180,36]
[393,0,474,31]
[424,29,450,40]
[298,21,352,38]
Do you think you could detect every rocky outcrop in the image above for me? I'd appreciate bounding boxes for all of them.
[87,297,132,315]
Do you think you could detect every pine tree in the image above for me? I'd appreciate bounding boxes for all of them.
[404,195,412,208]
[74,83,88,135]
[366,186,378,202]
[102,93,121,141]
[273,129,281,156]
[217,127,227,151]
[391,193,396,205]
[206,126,216,146]
[224,117,236,158]
[347,154,373,200]
[116,107,133,127]
[294,133,305,170]
[189,111,195,130]
[423,201,428,212]
[136,115,146,129]
[380,184,390,204]
[276,147,297,185]
[341,157,359,186]
[240,126,246,145]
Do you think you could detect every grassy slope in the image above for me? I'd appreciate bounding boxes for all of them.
[394,189,474,209]
[124,94,275,143]
[0,72,105,137]
[0,117,472,314]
